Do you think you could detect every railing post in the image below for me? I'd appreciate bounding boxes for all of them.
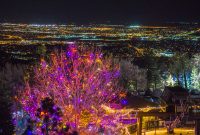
[137,116,142,135]
[195,120,200,135]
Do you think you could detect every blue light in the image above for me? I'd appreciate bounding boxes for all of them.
[129,25,140,28]
[121,99,128,105]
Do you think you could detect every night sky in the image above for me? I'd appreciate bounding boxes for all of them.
[0,0,199,24]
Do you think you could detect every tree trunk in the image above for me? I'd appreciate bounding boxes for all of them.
[176,73,181,86]
[154,77,157,90]
[183,71,187,89]
[135,80,138,91]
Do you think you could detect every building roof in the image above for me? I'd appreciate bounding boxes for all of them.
[125,94,166,109]
[165,86,189,96]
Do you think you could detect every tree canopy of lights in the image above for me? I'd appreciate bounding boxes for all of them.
[191,54,200,89]
[18,45,128,134]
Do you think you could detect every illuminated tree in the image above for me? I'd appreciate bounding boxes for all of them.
[168,53,191,88]
[0,63,26,135]
[35,97,63,134]
[18,45,126,134]
[191,54,200,89]
[133,56,165,90]
[120,59,147,92]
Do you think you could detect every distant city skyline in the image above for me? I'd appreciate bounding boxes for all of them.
[0,0,199,24]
